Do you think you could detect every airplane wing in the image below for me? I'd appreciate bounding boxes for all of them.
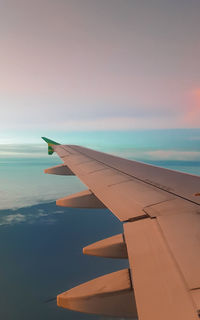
[42,137,200,320]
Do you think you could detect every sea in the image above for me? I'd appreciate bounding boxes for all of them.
[0,129,200,320]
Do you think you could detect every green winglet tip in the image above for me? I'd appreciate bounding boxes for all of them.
[41,137,60,155]
[41,137,60,145]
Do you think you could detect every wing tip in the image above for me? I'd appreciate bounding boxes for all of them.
[41,137,60,155]
[41,137,60,145]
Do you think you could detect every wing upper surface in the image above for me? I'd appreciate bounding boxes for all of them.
[62,145,200,205]
[54,144,177,221]
[45,141,200,319]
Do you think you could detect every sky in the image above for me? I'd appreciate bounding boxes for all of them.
[0,0,200,142]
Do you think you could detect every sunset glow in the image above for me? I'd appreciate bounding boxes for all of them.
[182,88,200,127]
[0,0,200,138]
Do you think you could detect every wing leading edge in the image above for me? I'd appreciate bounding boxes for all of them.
[42,137,200,320]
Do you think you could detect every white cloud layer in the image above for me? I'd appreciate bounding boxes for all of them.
[0,209,65,226]
[0,213,26,226]
[143,150,200,161]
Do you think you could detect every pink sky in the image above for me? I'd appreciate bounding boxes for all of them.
[0,0,200,131]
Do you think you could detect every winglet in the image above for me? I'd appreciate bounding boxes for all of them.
[42,137,60,155]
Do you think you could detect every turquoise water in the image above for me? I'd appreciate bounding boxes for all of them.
[0,129,200,319]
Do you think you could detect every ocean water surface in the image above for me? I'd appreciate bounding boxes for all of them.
[0,129,200,319]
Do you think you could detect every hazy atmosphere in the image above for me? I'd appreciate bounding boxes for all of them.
[1,0,200,143]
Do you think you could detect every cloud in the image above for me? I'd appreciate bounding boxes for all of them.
[0,214,26,226]
[188,136,200,141]
[53,210,65,214]
[0,208,66,227]
[181,88,200,128]
[143,150,200,161]
[111,148,200,162]
[52,116,177,130]
[0,144,47,157]
[1,115,180,131]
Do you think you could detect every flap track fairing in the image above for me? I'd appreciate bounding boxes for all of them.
[57,269,137,318]
[56,189,106,208]
[83,233,128,259]
[44,164,74,175]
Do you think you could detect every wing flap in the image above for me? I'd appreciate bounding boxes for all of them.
[157,212,200,289]
[191,289,200,313]
[124,218,199,320]
[144,198,199,217]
